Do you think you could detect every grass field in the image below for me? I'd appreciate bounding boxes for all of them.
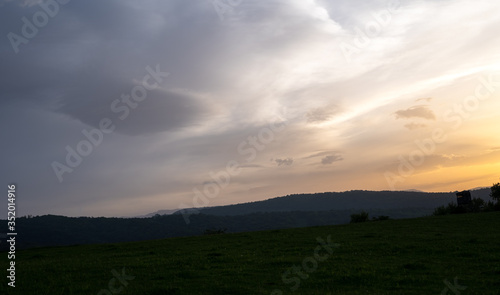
[2,212,500,294]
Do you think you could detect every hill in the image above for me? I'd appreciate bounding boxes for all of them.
[1,188,493,250]
[1,212,499,294]
[174,188,492,216]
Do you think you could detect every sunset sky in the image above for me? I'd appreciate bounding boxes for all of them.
[1,0,500,218]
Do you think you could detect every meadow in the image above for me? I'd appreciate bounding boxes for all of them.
[2,212,499,294]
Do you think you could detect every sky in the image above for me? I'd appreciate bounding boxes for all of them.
[1,0,500,218]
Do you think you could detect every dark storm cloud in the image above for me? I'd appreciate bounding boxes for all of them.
[0,0,240,218]
[57,83,212,136]
[0,0,230,135]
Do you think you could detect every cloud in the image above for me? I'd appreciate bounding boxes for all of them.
[305,151,339,159]
[1,0,499,218]
[57,86,213,136]
[239,164,264,169]
[305,104,342,123]
[321,155,343,165]
[441,154,465,160]
[0,0,40,7]
[381,149,500,177]
[395,105,436,120]
[275,158,294,166]
[404,122,428,130]
[304,151,344,165]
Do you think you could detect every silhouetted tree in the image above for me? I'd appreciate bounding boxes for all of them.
[491,182,500,203]
[483,201,498,212]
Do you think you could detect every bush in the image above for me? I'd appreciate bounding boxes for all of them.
[350,211,369,223]
[433,205,449,216]
[483,201,497,212]
[433,202,468,215]
[471,198,485,212]
[450,202,469,214]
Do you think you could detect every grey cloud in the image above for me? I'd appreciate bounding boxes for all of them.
[395,105,436,120]
[1,0,331,134]
[304,150,344,165]
[305,151,342,159]
[321,154,343,165]
[275,158,293,166]
[57,85,212,136]
[239,164,264,169]
[306,105,342,123]
[0,0,227,136]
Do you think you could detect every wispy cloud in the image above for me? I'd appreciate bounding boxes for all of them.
[416,97,433,102]
[395,105,436,120]
[404,122,428,130]
[321,155,343,165]
[306,104,342,123]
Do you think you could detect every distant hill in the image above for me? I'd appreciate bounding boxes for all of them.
[138,209,179,218]
[173,188,492,216]
[1,188,493,250]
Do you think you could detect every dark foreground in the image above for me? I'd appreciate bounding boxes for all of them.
[1,212,499,294]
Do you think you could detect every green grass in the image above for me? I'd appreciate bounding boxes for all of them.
[2,212,500,294]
